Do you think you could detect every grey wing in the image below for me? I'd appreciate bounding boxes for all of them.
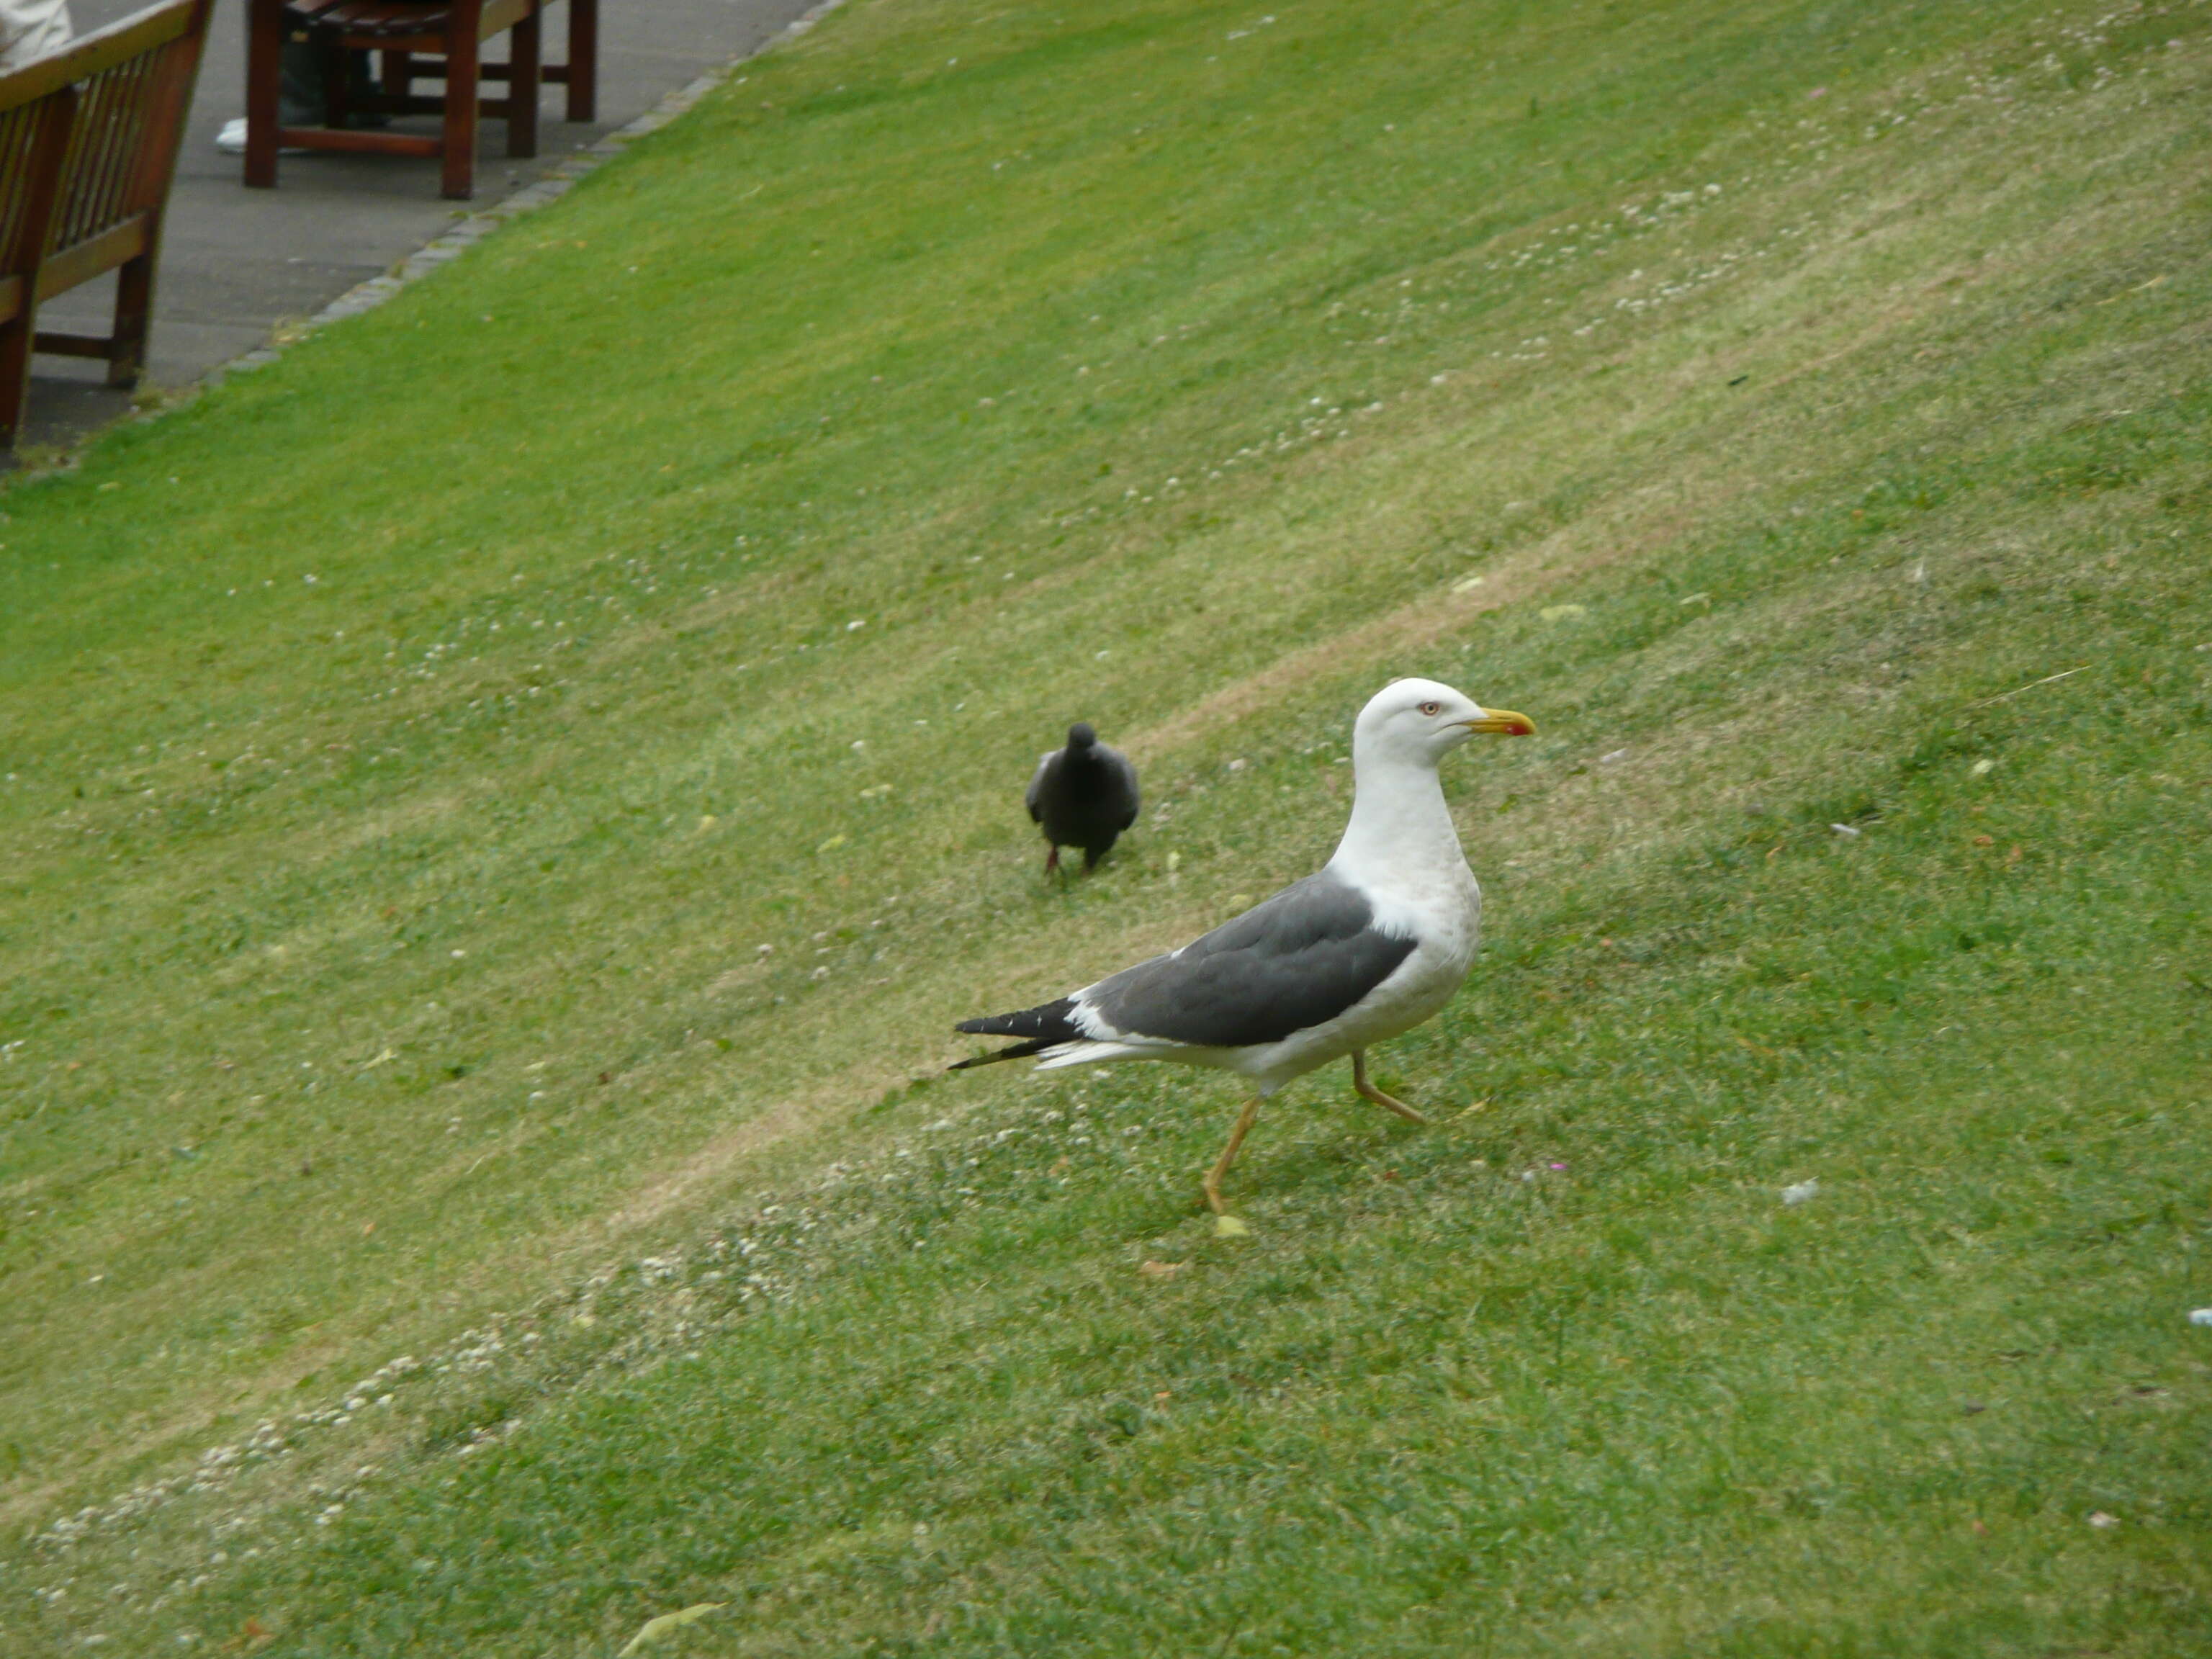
[1103,745,1141,828]
[1081,872,1413,1048]
[1024,751,1053,823]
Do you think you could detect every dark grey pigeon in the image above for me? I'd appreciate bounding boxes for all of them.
[1025,722,1140,874]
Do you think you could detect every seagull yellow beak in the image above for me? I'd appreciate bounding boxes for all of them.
[1462,709,1536,737]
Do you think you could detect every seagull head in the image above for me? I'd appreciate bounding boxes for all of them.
[1066,721,1099,752]
[1357,678,1535,768]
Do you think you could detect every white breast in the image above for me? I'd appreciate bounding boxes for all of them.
[1228,863,1481,1089]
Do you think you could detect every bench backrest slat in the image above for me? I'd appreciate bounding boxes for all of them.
[58,52,150,246]
[49,4,206,256]
[0,87,75,282]
[0,102,42,264]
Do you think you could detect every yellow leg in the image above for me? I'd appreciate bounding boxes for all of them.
[1202,1094,1264,1233]
[1352,1050,1426,1123]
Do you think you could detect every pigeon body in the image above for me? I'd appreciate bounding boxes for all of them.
[957,680,1534,1223]
[1025,722,1140,873]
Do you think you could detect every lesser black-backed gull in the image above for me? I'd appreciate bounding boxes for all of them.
[954,678,1534,1231]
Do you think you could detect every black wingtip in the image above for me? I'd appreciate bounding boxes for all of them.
[950,997,1085,1071]
[955,997,1082,1042]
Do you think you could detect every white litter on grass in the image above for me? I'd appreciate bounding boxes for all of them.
[2189,1308,2212,1327]
[1781,1179,1820,1205]
[2087,1511,2121,1530]
[620,1604,727,1655]
[1829,822,1861,837]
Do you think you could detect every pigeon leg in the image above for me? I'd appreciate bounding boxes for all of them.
[1044,845,1061,876]
[1202,1094,1264,1231]
[1351,1051,1427,1123]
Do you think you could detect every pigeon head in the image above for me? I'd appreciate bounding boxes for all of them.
[1356,678,1534,769]
[1066,722,1099,751]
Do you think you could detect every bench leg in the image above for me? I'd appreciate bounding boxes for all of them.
[244,0,284,187]
[507,7,539,159]
[441,25,480,199]
[380,48,412,99]
[0,310,32,447]
[107,251,155,390]
[565,0,595,122]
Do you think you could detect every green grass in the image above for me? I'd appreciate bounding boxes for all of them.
[4,0,2211,1650]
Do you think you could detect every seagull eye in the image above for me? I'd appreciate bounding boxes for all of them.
[1419,701,1441,716]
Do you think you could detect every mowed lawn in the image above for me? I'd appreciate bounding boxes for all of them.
[4,0,2211,1650]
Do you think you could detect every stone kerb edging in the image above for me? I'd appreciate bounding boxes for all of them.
[209,0,848,384]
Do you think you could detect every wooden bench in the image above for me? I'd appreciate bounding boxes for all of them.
[0,0,212,447]
[246,0,598,201]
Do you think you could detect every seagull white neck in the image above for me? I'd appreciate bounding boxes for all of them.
[1327,755,1470,890]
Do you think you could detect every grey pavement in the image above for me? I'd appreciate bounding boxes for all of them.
[18,0,817,454]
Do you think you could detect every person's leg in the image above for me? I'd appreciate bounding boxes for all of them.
[279,35,323,125]
[225,30,388,150]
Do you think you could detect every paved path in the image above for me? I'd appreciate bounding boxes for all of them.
[19,0,817,454]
